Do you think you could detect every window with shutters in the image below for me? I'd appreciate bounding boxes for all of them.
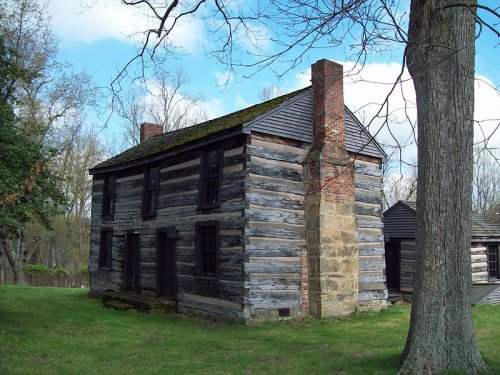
[102,175,116,218]
[199,148,223,208]
[142,166,160,217]
[99,228,113,269]
[196,222,219,277]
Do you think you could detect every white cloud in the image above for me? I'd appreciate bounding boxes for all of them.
[474,75,500,149]
[201,97,225,120]
[47,0,205,52]
[48,0,142,44]
[234,93,253,110]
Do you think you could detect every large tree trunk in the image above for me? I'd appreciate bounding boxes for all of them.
[399,0,487,373]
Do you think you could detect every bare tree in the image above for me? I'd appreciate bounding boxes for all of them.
[472,147,500,215]
[116,0,499,372]
[116,67,208,150]
[258,86,288,101]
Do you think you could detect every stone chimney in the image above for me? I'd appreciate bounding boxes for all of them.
[140,123,163,143]
[304,59,358,318]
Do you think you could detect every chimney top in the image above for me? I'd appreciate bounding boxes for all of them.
[311,59,345,149]
[140,123,163,143]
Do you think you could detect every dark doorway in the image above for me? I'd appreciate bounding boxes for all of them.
[385,241,401,291]
[124,232,140,291]
[156,227,178,298]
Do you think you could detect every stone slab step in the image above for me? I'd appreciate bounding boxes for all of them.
[101,291,177,313]
[103,299,136,311]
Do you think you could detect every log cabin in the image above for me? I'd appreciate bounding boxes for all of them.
[88,59,388,322]
[384,201,500,296]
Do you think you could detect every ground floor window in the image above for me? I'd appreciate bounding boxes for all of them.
[487,245,499,279]
[99,228,113,269]
[196,222,219,277]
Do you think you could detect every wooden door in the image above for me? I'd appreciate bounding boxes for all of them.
[385,241,401,291]
[124,233,140,291]
[156,228,177,298]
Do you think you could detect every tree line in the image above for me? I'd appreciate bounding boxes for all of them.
[0,0,209,285]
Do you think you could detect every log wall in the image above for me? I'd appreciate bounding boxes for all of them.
[396,241,489,293]
[89,136,247,319]
[243,133,308,321]
[400,239,416,292]
[354,157,388,311]
[471,245,488,284]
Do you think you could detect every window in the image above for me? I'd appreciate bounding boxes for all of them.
[487,245,499,279]
[99,228,113,269]
[142,166,160,217]
[196,222,219,277]
[102,175,116,218]
[199,148,223,207]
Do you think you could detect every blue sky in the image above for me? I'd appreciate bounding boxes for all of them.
[46,0,500,162]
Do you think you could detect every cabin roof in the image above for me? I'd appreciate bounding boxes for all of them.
[384,201,500,240]
[90,86,386,174]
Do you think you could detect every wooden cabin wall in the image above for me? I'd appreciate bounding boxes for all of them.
[243,133,308,320]
[395,240,489,294]
[471,244,488,284]
[89,178,124,291]
[354,157,388,310]
[89,136,247,319]
[399,239,416,292]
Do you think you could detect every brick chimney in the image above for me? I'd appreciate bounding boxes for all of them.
[140,123,163,143]
[304,59,358,318]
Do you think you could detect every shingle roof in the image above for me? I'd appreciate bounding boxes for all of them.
[471,215,500,238]
[398,201,500,239]
[90,88,309,174]
[90,85,386,174]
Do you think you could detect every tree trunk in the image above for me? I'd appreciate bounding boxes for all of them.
[2,238,20,284]
[399,0,488,373]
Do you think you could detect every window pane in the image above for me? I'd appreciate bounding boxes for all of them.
[143,167,159,215]
[200,149,222,206]
[198,225,217,276]
[488,246,498,278]
[102,176,115,216]
[206,150,220,177]
[99,230,112,269]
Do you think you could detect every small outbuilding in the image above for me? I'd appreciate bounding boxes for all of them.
[384,201,500,295]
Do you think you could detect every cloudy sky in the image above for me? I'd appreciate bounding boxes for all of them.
[46,0,500,165]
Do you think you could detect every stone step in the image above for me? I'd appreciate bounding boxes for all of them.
[103,299,136,311]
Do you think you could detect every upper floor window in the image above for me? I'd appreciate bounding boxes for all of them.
[102,175,116,218]
[199,148,223,208]
[196,222,219,277]
[99,228,113,269]
[142,166,160,217]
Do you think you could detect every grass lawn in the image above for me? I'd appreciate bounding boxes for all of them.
[0,286,498,374]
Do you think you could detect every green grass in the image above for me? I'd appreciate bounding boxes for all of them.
[0,286,499,374]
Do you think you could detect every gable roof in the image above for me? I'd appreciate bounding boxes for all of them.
[90,86,385,174]
[384,201,500,240]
